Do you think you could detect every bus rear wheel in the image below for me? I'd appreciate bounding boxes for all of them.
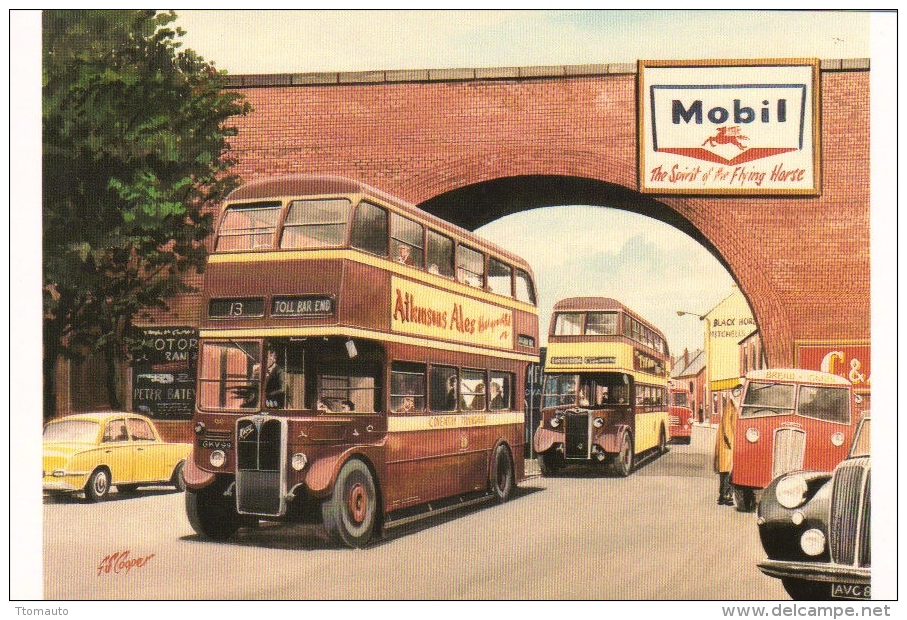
[185,477,241,541]
[613,433,634,477]
[490,444,514,502]
[322,459,378,548]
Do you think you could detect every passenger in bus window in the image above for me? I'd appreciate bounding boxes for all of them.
[472,382,486,410]
[395,242,413,266]
[489,382,505,410]
[340,399,354,412]
[443,375,458,410]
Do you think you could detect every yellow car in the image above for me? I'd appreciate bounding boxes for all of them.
[43,412,191,501]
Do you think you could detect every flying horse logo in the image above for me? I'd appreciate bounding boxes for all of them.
[702,126,749,150]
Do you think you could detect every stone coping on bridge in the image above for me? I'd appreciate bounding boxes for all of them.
[223,58,870,88]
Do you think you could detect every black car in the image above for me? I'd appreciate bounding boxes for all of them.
[756,415,870,600]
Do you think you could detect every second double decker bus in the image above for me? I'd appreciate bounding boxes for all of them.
[533,297,671,476]
[184,174,539,547]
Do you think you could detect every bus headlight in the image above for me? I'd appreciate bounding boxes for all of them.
[830,432,845,447]
[291,452,309,471]
[745,427,760,443]
[776,474,808,509]
[592,417,604,428]
[209,450,226,468]
[800,529,826,556]
[550,416,561,428]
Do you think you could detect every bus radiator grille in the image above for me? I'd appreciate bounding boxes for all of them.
[564,412,590,460]
[236,418,283,516]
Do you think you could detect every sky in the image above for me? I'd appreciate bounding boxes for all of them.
[169,9,873,355]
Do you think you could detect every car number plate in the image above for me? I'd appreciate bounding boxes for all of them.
[830,582,870,599]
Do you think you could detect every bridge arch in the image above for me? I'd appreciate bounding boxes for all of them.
[409,169,790,365]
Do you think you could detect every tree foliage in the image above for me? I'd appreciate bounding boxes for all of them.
[42,10,251,416]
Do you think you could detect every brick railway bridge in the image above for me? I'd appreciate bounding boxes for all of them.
[211,59,869,368]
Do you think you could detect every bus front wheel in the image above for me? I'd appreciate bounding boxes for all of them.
[613,433,634,477]
[185,477,241,541]
[322,459,378,548]
[537,450,565,477]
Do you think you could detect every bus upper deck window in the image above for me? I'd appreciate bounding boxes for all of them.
[488,258,512,297]
[350,201,388,257]
[426,230,454,278]
[216,202,282,252]
[585,312,618,335]
[280,198,351,249]
[554,313,583,336]
[456,245,484,288]
[391,214,424,268]
[515,269,536,305]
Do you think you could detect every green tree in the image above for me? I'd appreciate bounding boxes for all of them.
[43,10,250,419]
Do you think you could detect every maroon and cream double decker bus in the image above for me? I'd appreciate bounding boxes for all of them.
[184,175,539,547]
[533,298,671,477]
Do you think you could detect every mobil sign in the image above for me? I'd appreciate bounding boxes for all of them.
[638,59,820,195]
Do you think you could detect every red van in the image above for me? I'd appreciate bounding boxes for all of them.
[731,368,855,512]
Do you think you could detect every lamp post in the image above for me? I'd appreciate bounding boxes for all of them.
[677,309,706,425]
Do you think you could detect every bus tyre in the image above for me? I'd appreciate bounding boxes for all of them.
[171,460,187,492]
[537,450,564,477]
[490,444,514,502]
[733,485,757,513]
[85,468,111,502]
[613,433,634,477]
[322,459,377,548]
[185,478,241,541]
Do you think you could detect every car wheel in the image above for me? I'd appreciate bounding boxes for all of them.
[537,449,565,477]
[782,577,831,601]
[613,432,634,477]
[85,468,110,502]
[322,459,378,548]
[170,460,186,492]
[185,477,241,540]
[734,485,757,512]
[490,444,514,502]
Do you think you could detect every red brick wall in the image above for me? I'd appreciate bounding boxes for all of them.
[206,63,870,368]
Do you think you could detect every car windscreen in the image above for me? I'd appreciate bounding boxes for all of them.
[43,420,99,443]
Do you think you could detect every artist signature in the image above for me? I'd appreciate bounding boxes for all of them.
[97,550,155,576]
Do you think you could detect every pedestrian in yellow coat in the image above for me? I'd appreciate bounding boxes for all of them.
[713,384,741,505]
